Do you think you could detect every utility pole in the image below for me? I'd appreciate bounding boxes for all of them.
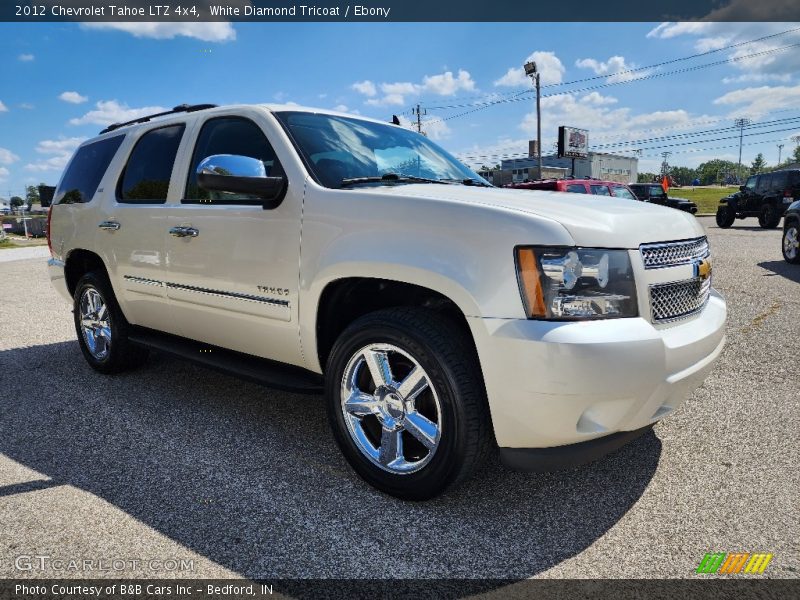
[734,117,751,182]
[660,151,672,177]
[412,104,426,136]
[524,61,542,180]
[777,143,784,166]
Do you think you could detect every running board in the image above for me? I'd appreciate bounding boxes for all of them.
[128,327,324,394]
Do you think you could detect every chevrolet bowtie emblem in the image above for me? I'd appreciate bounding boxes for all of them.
[694,258,712,280]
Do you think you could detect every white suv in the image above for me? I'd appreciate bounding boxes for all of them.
[47,103,726,499]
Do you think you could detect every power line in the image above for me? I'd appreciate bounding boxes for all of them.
[417,26,800,108]
[424,43,800,125]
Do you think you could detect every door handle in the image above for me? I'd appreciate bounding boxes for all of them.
[169,226,199,238]
[98,220,121,231]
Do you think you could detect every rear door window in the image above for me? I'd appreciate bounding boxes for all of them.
[770,171,787,190]
[54,135,125,204]
[590,185,611,196]
[755,175,771,194]
[566,184,587,193]
[118,124,185,204]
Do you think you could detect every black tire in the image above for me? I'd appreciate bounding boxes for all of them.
[758,204,781,229]
[73,271,149,374]
[715,205,735,228]
[325,307,491,500]
[783,222,800,264]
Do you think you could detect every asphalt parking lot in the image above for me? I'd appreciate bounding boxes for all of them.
[0,217,798,582]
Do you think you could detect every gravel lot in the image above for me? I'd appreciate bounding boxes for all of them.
[0,217,797,581]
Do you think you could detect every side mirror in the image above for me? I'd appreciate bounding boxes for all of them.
[739,185,746,191]
[197,154,287,209]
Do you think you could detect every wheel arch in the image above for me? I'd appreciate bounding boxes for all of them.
[64,248,108,298]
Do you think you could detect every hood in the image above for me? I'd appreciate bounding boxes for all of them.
[361,184,705,248]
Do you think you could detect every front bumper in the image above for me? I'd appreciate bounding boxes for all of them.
[468,289,726,456]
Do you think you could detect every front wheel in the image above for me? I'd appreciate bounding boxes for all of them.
[73,271,149,374]
[325,308,490,500]
[783,223,800,264]
[716,205,735,228]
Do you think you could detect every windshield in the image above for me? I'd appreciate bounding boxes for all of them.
[274,111,489,189]
[611,186,636,200]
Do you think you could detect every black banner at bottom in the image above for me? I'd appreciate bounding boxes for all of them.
[0,579,796,600]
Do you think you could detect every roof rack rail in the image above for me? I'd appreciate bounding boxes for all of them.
[99,103,218,135]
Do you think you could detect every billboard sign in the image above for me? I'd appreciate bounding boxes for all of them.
[558,126,589,158]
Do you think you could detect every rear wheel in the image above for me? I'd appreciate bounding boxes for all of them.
[716,205,735,228]
[325,307,490,500]
[73,271,149,373]
[759,204,781,229]
[783,223,800,264]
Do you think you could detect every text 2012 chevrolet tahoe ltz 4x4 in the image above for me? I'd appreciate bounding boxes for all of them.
[47,104,727,500]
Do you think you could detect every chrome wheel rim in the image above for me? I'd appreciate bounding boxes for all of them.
[79,288,111,360]
[341,343,442,474]
[784,227,799,260]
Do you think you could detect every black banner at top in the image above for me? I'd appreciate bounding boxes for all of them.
[4,0,800,22]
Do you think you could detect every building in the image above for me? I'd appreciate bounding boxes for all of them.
[500,147,638,184]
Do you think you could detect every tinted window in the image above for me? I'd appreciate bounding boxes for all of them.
[745,176,757,190]
[590,185,611,196]
[119,125,184,203]
[54,136,124,204]
[755,175,771,193]
[648,185,666,198]
[611,186,636,200]
[771,171,787,190]
[566,184,587,193]
[789,171,800,186]
[629,185,648,200]
[185,117,282,204]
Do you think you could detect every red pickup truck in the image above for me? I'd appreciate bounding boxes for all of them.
[505,178,639,200]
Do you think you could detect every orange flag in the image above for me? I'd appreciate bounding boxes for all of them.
[661,175,669,194]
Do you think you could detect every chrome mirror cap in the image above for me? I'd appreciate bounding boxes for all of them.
[197,154,267,179]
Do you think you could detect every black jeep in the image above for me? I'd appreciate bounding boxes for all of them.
[629,183,698,214]
[716,169,800,229]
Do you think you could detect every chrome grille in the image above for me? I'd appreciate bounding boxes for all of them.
[640,237,709,269]
[649,277,711,322]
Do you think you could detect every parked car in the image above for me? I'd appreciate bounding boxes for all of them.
[629,183,698,214]
[506,178,639,200]
[782,200,800,264]
[47,103,726,500]
[716,169,800,229]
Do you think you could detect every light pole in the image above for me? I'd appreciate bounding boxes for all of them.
[734,117,751,182]
[777,143,784,166]
[524,61,542,180]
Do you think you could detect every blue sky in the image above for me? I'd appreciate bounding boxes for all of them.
[1,21,799,196]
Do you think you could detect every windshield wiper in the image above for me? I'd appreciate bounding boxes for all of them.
[340,173,449,187]
[439,177,493,187]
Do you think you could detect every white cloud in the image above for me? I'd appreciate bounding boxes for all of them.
[59,91,89,104]
[722,73,792,84]
[494,51,565,87]
[19,103,34,110]
[422,70,476,95]
[581,92,618,105]
[18,53,34,62]
[646,23,800,79]
[575,55,649,83]
[394,115,451,141]
[0,147,19,165]
[69,100,167,126]
[0,101,8,112]
[713,84,800,119]
[0,166,9,180]
[81,22,235,42]
[364,70,477,106]
[24,137,87,173]
[352,80,377,97]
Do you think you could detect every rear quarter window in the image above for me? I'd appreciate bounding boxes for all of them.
[53,135,125,204]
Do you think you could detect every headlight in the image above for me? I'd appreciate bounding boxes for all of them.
[515,246,638,320]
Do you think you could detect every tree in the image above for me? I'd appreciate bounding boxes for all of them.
[9,196,24,208]
[793,145,800,164]
[25,185,40,208]
[695,159,742,185]
[637,172,659,183]
[750,153,767,174]
[670,166,698,186]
